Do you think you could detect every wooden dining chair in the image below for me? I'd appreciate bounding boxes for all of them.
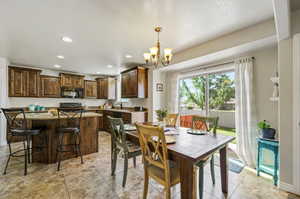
[136,123,180,199]
[164,113,179,128]
[108,116,142,187]
[192,115,219,199]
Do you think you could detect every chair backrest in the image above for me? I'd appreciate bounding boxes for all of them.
[57,108,83,129]
[165,113,179,127]
[192,115,219,134]
[107,116,128,151]
[1,108,27,131]
[136,123,170,181]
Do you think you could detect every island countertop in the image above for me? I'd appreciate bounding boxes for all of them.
[18,112,102,120]
[86,108,147,114]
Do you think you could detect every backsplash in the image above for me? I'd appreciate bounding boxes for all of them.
[8,97,149,109]
[8,97,107,108]
[121,98,149,108]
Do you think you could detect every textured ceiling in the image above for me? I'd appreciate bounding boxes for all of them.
[0,0,274,74]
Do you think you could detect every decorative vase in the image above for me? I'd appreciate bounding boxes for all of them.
[261,128,276,139]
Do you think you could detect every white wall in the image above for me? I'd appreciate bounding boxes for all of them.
[151,69,167,122]
[250,46,278,129]
[279,37,294,187]
[278,9,300,189]
[173,19,276,65]
[0,57,9,146]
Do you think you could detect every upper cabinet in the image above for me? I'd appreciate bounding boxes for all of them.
[60,73,84,88]
[40,75,60,98]
[121,67,148,98]
[84,80,97,98]
[9,66,41,97]
[8,67,117,100]
[96,77,116,100]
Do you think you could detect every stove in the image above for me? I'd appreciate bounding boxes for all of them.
[59,103,83,109]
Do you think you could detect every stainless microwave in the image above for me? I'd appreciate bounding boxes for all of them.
[61,87,84,98]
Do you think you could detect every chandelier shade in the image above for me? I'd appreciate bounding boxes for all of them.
[143,26,172,68]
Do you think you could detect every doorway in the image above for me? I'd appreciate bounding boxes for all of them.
[178,70,236,144]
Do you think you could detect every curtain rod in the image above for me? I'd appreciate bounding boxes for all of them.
[182,56,255,74]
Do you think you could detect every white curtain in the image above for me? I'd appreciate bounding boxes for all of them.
[235,57,258,168]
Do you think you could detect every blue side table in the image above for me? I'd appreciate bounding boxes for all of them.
[257,137,279,186]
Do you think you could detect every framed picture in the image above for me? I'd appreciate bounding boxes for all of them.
[156,83,163,92]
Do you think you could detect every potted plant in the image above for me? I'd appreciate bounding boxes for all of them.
[155,109,168,122]
[257,120,276,139]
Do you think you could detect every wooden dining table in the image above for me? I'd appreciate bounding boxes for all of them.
[125,128,235,199]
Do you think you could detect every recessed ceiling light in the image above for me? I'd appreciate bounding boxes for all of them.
[56,55,64,59]
[54,64,61,68]
[62,36,72,43]
[125,54,132,58]
[107,65,113,68]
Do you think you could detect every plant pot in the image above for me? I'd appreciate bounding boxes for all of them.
[261,128,276,139]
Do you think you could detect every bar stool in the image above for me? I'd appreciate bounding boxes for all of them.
[56,108,84,171]
[1,108,46,175]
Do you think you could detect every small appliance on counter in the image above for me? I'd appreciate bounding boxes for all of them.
[134,106,144,111]
[28,104,46,112]
[61,87,84,98]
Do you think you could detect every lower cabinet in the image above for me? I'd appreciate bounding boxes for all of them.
[103,110,147,132]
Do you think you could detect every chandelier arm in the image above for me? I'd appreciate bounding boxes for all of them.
[161,60,168,67]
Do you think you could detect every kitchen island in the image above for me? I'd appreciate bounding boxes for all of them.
[21,112,102,164]
[85,107,148,131]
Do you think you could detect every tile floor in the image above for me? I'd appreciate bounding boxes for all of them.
[0,132,299,199]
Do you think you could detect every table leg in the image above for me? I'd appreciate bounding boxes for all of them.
[220,145,228,194]
[274,148,279,186]
[179,158,196,199]
[257,142,261,176]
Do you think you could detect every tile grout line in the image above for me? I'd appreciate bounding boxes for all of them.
[226,174,244,199]
[63,174,71,199]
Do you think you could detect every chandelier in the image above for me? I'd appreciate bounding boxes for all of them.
[143,26,172,67]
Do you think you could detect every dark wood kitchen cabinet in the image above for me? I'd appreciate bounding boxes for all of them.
[121,66,148,98]
[60,73,84,88]
[9,66,41,97]
[72,75,84,88]
[96,77,116,99]
[40,75,61,98]
[84,80,97,98]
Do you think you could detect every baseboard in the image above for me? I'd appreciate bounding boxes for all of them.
[279,181,299,195]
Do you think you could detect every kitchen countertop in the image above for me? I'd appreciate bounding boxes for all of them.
[18,112,102,120]
[16,107,146,114]
[86,108,147,113]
